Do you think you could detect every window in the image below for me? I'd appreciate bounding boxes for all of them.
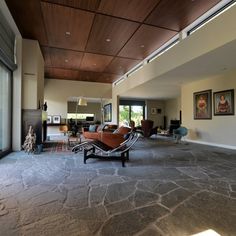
[0,61,11,156]
[67,113,94,120]
[119,100,145,126]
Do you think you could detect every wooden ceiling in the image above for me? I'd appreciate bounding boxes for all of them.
[6,0,221,83]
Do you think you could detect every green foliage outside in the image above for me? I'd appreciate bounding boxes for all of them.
[119,105,143,126]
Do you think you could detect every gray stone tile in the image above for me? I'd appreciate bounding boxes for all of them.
[21,214,89,236]
[0,138,236,235]
[136,226,163,236]
[70,205,107,233]
[130,190,160,207]
[177,167,209,179]
[158,191,236,236]
[90,185,107,206]
[161,188,193,209]
[101,204,169,236]
[105,181,136,204]
[19,201,66,226]
[98,168,116,175]
[137,180,161,192]
[90,175,123,186]
[65,187,89,208]
[154,182,179,195]
[106,199,134,215]
[100,210,147,236]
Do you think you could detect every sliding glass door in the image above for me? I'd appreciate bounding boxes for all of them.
[0,62,11,155]
[119,103,144,127]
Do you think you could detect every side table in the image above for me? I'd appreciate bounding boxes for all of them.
[68,133,81,147]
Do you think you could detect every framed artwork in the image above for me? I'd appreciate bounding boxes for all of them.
[47,115,52,124]
[151,108,156,114]
[53,115,61,124]
[157,108,162,114]
[193,89,212,119]
[213,89,234,115]
[104,103,112,122]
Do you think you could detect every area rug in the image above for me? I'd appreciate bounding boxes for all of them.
[43,141,70,153]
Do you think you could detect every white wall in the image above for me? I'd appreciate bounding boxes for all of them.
[164,97,181,127]
[44,79,112,119]
[22,39,44,109]
[182,70,236,148]
[68,101,102,122]
[146,100,165,127]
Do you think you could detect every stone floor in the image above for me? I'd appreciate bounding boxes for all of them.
[0,136,236,236]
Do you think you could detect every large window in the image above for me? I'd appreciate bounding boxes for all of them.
[0,62,11,155]
[119,100,145,127]
[67,113,94,120]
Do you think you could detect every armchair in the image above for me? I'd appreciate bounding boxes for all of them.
[141,120,157,137]
[173,126,188,143]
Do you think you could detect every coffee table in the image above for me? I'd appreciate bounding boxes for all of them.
[68,133,82,147]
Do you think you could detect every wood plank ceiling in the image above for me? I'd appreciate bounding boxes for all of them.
[6,0,221,83]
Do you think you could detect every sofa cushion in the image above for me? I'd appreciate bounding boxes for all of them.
[97,124,106,132]
[89,124,97,132]
[113,126,131,135]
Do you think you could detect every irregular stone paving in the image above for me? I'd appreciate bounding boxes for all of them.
[0,136,236,235]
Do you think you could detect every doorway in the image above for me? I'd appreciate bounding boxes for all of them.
[119,100,145,127]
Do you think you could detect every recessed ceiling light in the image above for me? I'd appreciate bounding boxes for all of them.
[65,31,71,36]
[65,59,69,63]
[106,38,111,42]
[140,44,145,48]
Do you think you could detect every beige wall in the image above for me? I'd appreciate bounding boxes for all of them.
[146,100,165,127]
[22,39,44,109]
[68,101,102,122]
[44,79,112,119]
[182,70,236,148]
[164,97,181,127]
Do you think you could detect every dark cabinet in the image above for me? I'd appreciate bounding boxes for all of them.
[22,109,47,145]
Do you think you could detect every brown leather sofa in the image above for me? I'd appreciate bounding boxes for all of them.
[83,125,131,148]
[99,126,131,148]
[82,124,100,140]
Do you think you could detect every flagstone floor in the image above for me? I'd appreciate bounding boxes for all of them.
[0,136,236,236]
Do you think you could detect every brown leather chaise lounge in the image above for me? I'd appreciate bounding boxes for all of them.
[72,131,139,167]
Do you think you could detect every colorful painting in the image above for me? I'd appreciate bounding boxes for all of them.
[193,90,212,119]
[213,89,234,115]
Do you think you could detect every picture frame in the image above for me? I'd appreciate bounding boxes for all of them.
[213,89,234,116]
[157,108,162,114]
[52,115,61,124]
[104,103,112,122]
[193,89,212,119]
[47,115,52,124]
[151,108,156,114]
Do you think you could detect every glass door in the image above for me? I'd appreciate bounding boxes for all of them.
[119,105,130,126]
[119,105,144,127]
[131,105,143,126]
[0,62,11,155]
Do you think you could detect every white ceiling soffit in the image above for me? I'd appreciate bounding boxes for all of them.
[121,38,236,100]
